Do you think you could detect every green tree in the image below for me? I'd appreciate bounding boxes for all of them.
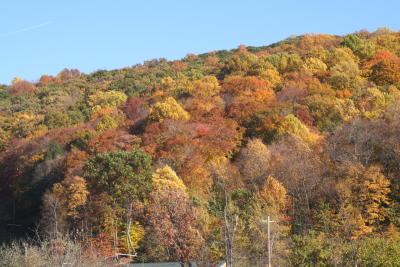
[341,34,363,52]
[305,95,359,131]
[44,140,64,160]
[84,149,153,203]
[329,60,364,93]
[267,53,303,73]
[44,111,72,129]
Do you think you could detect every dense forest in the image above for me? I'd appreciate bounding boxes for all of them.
[1,27,400,266]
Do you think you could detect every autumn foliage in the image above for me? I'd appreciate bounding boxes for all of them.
[1,28,400,265]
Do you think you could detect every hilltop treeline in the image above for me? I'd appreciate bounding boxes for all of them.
[1,27,400,265]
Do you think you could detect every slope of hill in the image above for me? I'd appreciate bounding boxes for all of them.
[1,27,400,265]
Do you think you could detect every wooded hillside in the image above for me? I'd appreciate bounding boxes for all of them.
[1,27,400,266]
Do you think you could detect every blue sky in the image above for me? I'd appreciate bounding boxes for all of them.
[1,0,399,84]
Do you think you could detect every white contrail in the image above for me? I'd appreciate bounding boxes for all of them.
[1,21,52,36]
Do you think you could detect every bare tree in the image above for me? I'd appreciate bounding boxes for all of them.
[40,190,65,240]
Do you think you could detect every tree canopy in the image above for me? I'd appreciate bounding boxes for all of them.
[1,28,400,266]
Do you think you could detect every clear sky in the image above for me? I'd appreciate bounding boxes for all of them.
[1,0,399,84]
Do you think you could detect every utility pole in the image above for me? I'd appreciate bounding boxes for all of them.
[262,216,276,267]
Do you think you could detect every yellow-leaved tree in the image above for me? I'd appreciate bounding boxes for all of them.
[152,165,187,193]
[150,97,190,122]
[303,57,328,74]
[0,127,9,151]
[260,68,282,89]
[51,176,89,219]
[88,90,128,112]
[258,176,292,219]
[238,176,292,265]
[190,76,221,97]
[277,114,315,143]
[337,165,390,239]
[41,176,89,239]
[147,165,204,264]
